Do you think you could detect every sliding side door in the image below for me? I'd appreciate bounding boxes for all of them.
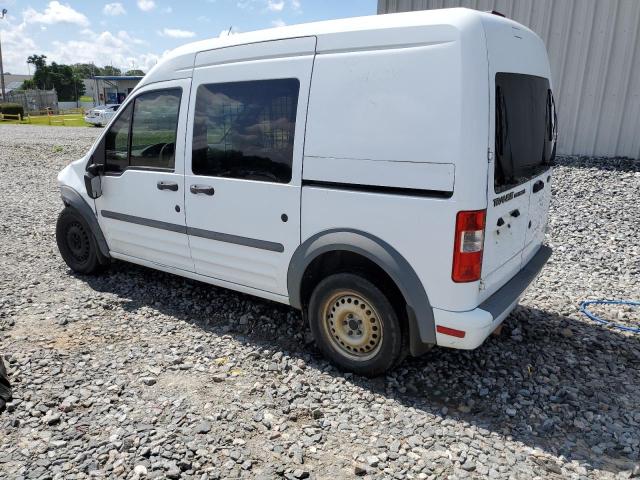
[184,37,315,295]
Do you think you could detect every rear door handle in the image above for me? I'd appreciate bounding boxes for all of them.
[157,181,178,192]
[532,180,545,193]
[190,184,215,196]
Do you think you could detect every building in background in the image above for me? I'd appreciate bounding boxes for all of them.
[1,74,32,96]
[85,75,143,106]
[377,0,640,159]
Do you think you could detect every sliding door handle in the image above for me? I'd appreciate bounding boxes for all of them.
[190,184,215,196]
[157,181,178,191]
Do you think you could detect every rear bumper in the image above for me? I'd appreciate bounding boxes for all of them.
[433,244,552,349]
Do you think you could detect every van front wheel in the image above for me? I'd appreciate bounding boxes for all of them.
[308,273,404,376]
[56,206,102,275]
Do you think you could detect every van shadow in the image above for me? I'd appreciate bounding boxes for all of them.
[79,261,640,475]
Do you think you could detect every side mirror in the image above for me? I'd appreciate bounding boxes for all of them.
[85,137,106,199]
[84,164,102,199]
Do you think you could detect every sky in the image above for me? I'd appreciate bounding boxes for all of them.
[0,0,376,75]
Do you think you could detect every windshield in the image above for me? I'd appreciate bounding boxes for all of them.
[494,73,556,193]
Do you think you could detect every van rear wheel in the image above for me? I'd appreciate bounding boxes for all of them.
[308,273,404,376]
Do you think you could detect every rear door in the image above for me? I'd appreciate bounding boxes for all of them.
[523,89,555,264]
[484,72,555,283]
[184,37,315,295]
[481,18,556,292]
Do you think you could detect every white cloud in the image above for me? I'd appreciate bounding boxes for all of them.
[0,15,157,76]
[137,0,156,12]
[117,30,147,46]
[240,0,300,12]
[48,31,159,73]
[103,3,126,16]
[236,0,254,10]
[0,20,38,74]
[23,1,90,27]
[159,28,196,39]
[271,19,286,27]
[267,0,284,12]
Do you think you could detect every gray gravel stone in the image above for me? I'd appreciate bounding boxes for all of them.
[0,126,639,480]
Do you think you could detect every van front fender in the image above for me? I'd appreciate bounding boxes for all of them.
[288,229,435,355]
[60,186,111,262]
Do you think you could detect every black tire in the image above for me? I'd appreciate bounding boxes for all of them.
[56,206,102,274]
[308,273,405,376]
[0,357,11,415]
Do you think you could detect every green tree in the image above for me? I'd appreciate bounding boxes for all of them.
[72,63,100,79]
[25,54,86,101]
[27,54,49,89]
[124,69,145,76]
[100,65,122,76]
[49,63,86,101]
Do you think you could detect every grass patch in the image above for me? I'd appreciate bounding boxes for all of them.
[0,113,91,127]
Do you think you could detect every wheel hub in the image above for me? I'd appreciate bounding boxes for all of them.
[322,291,383,361]
[66,222,90,262]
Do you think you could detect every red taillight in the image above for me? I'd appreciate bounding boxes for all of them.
[452,209,486,283]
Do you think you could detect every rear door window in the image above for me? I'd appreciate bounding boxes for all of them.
[494,73,556,193]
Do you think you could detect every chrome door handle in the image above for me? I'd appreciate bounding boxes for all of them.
[157,181,178,191]
[190,184,215,196]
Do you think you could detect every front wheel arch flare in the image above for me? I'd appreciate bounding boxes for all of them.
[60,185,110,263]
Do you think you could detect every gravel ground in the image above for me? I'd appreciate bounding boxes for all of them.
[0,123,639,480]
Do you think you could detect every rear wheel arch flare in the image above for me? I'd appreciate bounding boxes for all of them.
[287,229,436,351]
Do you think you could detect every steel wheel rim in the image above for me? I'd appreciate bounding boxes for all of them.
[65,221,90,263]
[321,290,384,361]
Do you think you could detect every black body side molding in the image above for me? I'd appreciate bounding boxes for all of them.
[60,186,111,263]
[287,229,435,356]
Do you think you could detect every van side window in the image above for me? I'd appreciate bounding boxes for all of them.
[130,89,182,170]
[104,103,132,173]
[192,78,299,183]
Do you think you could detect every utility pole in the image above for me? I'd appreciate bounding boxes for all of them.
[0,9,7,102]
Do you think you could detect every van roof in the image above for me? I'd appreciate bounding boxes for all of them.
[140,8,524,87]
[177,8,487,55]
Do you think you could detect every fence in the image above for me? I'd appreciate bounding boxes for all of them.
[0,113,22,121]
[2,90,59,114]
[58,100,95,111]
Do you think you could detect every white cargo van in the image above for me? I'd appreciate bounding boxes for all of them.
[56,9,556,375]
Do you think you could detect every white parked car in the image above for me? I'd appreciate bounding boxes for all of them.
[56,8,556,376]
[84,104,121,127]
